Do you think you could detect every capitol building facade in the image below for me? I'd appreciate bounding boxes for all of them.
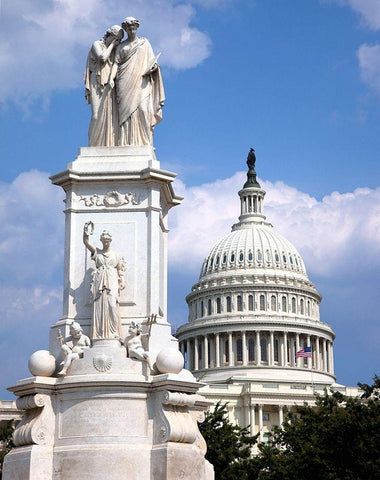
[176,151,357,442]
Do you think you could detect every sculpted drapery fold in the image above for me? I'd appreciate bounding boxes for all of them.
[115,38,165,146]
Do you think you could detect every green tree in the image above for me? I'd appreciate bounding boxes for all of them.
[254,377,380,480]
[199,401,259,480]
[0,420,14,480]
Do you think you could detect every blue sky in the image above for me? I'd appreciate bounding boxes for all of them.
[0,0,379,398]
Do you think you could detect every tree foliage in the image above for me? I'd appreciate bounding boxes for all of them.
[0,421,14,480]
[254,377,380,480]
[200,377,380,480]
[199,401,259,480]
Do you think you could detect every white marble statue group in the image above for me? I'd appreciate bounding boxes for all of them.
[85,17,165,147]
[58,222,151,375]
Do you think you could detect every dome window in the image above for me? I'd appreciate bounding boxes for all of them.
[259,295,265,311]
[216,297,221,314]
[201,301,204,317]
[237,295,243,311]
[216,256,220,266]
[210,258,213,269]
[222,254,227,264]
[289,255,293,265]
[226,296,232,312]
[300,299,304,315]
[248,251,253,261]
[281,296,287,312]
[239,252,244,262]
[257,250,263,262]
[207,299,212,315]
[266,250,271,262]
[248,295,254,311]
[291,297,296,313]
[230,252,235,262]
[275,252,280,262]
[295,257,299,266]
[271,295,277,311]
[282,253,287,263]
[248,338,255,362]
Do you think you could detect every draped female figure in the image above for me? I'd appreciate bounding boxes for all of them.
[84,25,124,146]
[110,17,165,146]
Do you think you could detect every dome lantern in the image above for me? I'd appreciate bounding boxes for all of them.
[234,148,269,230]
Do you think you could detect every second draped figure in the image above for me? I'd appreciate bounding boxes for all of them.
[84,17,165,147]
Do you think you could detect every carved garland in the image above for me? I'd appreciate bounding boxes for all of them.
[79,191,140,208]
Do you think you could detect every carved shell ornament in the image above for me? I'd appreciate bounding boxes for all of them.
[93,354,112,372]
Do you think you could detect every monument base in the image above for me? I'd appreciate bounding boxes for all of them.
[3,367,214,480]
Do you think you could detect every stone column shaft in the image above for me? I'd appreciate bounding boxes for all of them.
[279,405,284,426]
[194,337,199,371]
[204,335,208,369]
[258,404,264,442]
[316,337,320,371]
[242,331,247,366]
[215,333,220,368]
[296,333,300,368]
[228,332,233,366]
[256,331,261,365]
[186,339,191,370]
[307,334,312,369]
[269,331,274,366]
[283,332,288,366]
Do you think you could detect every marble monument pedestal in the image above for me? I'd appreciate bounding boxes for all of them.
[3,345,214,480]
[3,146,214,479]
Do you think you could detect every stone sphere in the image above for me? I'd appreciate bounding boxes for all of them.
[28,350,56,377]
[156,348,184,374]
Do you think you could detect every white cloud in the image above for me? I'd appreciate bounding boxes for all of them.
[169,173,380,278]
[0,0,212,106]
[0,170,64,284]
[346,0,380,30]
[357,43,380,97]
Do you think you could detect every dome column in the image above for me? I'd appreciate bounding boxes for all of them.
[283,332,288,366]
[228,332,233,367]
[322,338,327,372]
[204,335,209,369]
[329,342,335,375]
[242,331,247,366]
[194,337,199,370]
[215,333,220,367]
[296,333,300,367]
[307,335,312,369]
[269,331,275,366]
[255,331,261,365]
[186,339,191,370]
[316,337,321,370]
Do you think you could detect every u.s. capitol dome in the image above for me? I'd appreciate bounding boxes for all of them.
[176,150,353,442]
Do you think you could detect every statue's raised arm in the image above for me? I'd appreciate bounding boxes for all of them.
[83,221,96,255]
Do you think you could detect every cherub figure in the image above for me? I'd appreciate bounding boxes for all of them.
[125,321,152,368]
[58,322,91,376]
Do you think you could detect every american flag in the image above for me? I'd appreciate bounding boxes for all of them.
[296,346,312,358]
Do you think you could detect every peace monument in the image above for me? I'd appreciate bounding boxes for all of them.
[3,17,214,480]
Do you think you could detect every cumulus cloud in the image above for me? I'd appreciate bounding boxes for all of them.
[357,44,380,96]
[169,173,380,278]
[0,0,212,107]
[345,0,380,30]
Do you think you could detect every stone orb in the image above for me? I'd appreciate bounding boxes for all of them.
[156,348,184,374]
[28,350,56,377]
